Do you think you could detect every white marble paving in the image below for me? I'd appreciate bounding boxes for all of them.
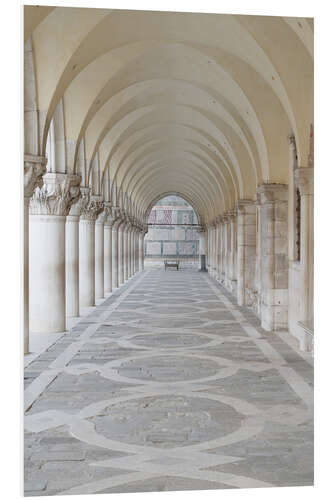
[24,269,313,496]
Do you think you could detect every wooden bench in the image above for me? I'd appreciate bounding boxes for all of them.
[164,259,180,270]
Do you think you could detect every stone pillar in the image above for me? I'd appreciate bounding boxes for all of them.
[24,155,47,352]
[295,167,314,340]
[29,173,80,333]
[95,202,106,301]
[236,200,256,307]
[65,188,89,317]
[226,210,237,294]
[131,228,136,276]
[123,221,130,281]
[216,218,222,281]
[103,204,112,295]
[79,197,103,307]
[211,222,217,278]
[118,216,126,285]
[66,215,80,317]
[257,184,288,330]
[198,226,207,271]
[139,229,146,271]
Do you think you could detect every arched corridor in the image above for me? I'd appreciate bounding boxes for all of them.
[24,5,314,495]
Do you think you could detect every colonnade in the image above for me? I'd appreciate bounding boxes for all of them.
[203,175,314,353]
[24,167,147,354]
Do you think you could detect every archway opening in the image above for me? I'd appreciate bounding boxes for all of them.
[144,195,200,268]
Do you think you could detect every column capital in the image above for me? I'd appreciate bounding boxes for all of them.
[295,167,313,196]
[24,154,47,199]
[226,209,237,221]
[68,186,89,217]
[80,195,104,221]
[257,183,288,204]
[236,199,255,214]
[30,173,81,216]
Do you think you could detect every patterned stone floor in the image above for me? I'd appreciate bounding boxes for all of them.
[24,268,314,496]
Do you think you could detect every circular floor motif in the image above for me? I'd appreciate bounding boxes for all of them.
[90,395,242,448]
[144,305,198,315]
[117,355,220,382]
[131,332,210,348]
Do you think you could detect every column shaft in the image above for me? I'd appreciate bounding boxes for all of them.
[112,226,119,288]
[104,223,112,294]
[30,215,66,332]
[79,219,95,307]
[66,216,79,317]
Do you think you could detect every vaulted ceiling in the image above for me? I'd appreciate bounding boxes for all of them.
[24,6,313,224]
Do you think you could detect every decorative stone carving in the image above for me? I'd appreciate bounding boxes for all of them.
[24,154,47,199]
[68,186,89,217]
[80,195,104,221]
[29,173,81,216]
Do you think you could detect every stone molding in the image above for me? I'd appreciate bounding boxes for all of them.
[226,209,237,221]
[30,173,81,216]
[257,184,288,204]
[24,154,47,199]
[236,199,255,215]
[294,167,314,196]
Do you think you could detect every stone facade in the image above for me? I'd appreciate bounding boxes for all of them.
[145,196,199,259]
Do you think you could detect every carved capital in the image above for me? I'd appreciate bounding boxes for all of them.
[80,195,104,221]
[257,183,288,204]
[24,155,47,199]
[236,199,255,215]
[30,173,82,216]
[295,167,314,196]
[68,186,89,217]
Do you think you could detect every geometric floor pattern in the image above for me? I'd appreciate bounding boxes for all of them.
[24,268,314,496]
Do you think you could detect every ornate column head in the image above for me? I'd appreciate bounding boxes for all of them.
[236,199,254,215]
[29,173,82,216]
[256,184,288,204]
[24,155,47,199]
[226,209,237,221]
[78,192,103,221]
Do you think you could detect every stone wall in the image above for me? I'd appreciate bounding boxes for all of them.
[145,196,199,258]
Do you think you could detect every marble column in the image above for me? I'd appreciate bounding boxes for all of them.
[139,229,145,271]
[24,155,47,352]
[118,216,126,285]
[131,228,136,276]
[79,197,103,307]
[95,202,106,301]
[207,225,212,274]
[103,204,112,295]
[237,200,256,307]
[29,173,80,333]
[295,167,314,346]
[198,226,207,271]
[111,209,122,289]
[123,221,130,281]
[257,184,288,330]
[65,189,87,318]
[215,216,222,281]
[227,210,237,294]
